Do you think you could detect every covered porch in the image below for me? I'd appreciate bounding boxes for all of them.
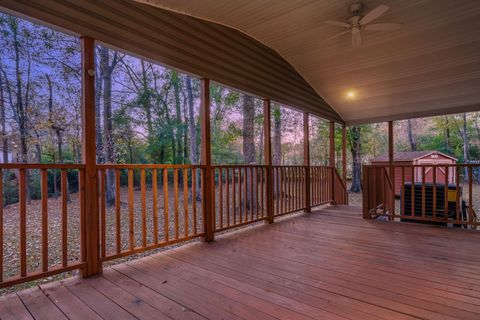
[3,205,480,320]
[1,0,480,318]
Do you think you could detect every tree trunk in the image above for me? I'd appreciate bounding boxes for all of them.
[140,61,154,144]
[272,106,282,165]
[0,71,7,163]
[95,48,104,163]
[444,116,452,153]
[172,71,183,165]
[407,119,417,151]
[242,95,256,209]
[100,47,115,205]
[272,106,282,197]
[349,126,362,193]
[185,75,201,200]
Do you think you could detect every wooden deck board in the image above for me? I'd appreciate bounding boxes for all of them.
[3,205,480,320]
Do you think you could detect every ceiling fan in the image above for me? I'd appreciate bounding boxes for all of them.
[325,2,401,48]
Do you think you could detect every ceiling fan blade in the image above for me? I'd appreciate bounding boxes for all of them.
[324,30,350,42]
[364,23,402,31]
[359,4,390,25]
[325,20,350,28]
[352,32,362,48]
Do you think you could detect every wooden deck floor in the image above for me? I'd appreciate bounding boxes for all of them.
[2,205,480,320]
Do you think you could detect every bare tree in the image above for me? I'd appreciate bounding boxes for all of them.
[272,106,282,165]
[349,126,362,193]
[185,75,200,200]
[0,69,7,163]
[407,119,417,151]
[99,47,122,205]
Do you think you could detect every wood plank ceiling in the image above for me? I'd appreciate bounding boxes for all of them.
[137,0,480,124]
[0,0,342,122]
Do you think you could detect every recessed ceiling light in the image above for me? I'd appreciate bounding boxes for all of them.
[346,90,356,99]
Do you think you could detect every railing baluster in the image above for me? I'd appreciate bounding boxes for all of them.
[115,169,121,253]
[250,167,254,221]
[184,168,189,237]
[41,169,48,272]
[444,166,449,222]
[261,168,265,217]
[128,168,135,250]
[192,168,197,234]
[469,166,473,224]
[422,166,426,218]
[61,169,68,267]
[164,169,169,242]
[152,169,158,243]
[401,167,405,217]
[456,166,460,223]
[411,166,415,217]
[100,169,106,258]
[79,169,86,264]
[199,169,204,234]
[239,168,243,223]
[141,168,147,247]
[433,166,437,219]
[243,167,247,221]
[233,168,237,224]
[382,168,386,215]
[19,168,27,277]
[219,168,223,229]
[226,168,230,227]
[174,168,179,240]
[211,167,216,229]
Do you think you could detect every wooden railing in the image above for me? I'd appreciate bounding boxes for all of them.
[333,168,349,205]
[272,166,307,216]
[0,164,86,288]
[96,164,206,261]
[212,165,268,231]
[310,166,332,206]
[0,163,345,288]
[363,164,479,228]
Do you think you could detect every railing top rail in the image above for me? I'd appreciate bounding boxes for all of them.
[0,163,85,169]
[211,164,269,168]
[96,163,206,169]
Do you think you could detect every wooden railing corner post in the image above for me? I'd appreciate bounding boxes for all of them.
[200,78,214,242]
[80,36,101,277]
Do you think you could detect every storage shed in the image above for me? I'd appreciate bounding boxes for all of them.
[371,151,457,196]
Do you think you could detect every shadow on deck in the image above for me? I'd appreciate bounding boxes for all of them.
[2,205,480,320]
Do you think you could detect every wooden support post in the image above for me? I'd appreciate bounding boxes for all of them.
[388,121,394,177]
[388,120,395,218]
[200,78,214,242]
[342,125,347,184]
[264,99,274,223]
[80,36,101,277]
[303,112,311,212]
[329,121,336,204]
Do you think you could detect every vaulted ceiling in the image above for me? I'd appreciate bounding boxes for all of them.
[138,0,480,124]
